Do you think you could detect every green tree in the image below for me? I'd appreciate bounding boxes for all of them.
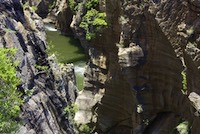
[68,0,76,11]
[80,9,107,40]
[0,48,22,133]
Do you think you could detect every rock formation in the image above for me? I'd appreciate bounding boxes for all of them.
[1,0,200,133]
[0,0,76,133]
[71,0,200,133]
[21,0,55,18]
[22,0,73,35]
[154,0,200,95]
[53,0,73,35]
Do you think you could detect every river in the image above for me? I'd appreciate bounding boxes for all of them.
[45,24,86,90]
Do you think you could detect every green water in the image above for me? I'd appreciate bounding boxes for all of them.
[46,30,86,90]
[46,31,86,63]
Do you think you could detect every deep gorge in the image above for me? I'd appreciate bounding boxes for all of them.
[0,0,200,134]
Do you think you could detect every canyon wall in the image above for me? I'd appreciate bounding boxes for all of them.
[4,0,200,133]
[0,0,76,133]
[71,0,200,133]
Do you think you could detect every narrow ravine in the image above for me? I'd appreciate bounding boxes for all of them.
[45,24,86,90]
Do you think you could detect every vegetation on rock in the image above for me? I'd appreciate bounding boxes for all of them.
[80,9,107,40]
[176,121,189,134]
[64,103,78,117]
[0,48,22,133]
[68,0,76,11]
[68,0,106,40]
[78,124,93,133]
[64,103,93,133]
[35,64,49,71]
[181,71,187,93]
[69,0,99,11]
[23,2,38,12]
[85,0,99,10]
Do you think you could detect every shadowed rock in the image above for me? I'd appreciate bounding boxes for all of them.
[72,0,200,133]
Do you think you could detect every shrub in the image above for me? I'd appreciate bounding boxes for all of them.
[0,48,22,133]
[35,65,49,71]
[181,71,187,93]
[69,0,99,11]
[79,9,107,40]
[79,124,92,133]
[85,0,99,10]
[31,6,38,12]
[176,121,189,134]
[68,0,76,11]
[64,103,78,117]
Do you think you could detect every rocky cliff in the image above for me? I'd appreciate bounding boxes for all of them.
[2,0,200,133]
[22,0,73,35]
[70,0,200,133]
[0,0,76,133]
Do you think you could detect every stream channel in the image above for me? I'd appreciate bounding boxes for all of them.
[45,24,86,90]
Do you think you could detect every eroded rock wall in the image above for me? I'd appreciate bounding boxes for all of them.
[19,0,200,133]
[154,0,200,95]
[72,0,200,133]
[0,0,76,133]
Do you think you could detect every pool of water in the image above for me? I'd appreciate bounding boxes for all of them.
[45,25,86,90]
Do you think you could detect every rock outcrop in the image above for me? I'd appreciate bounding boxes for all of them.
[0,0,76,133]
[71,0,200,133]
[154,0,200,94]
[53,0,73,35]
[21,0,55,18]
[22,0,73,35]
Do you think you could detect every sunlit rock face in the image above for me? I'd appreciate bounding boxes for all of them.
[0,1,76,133]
